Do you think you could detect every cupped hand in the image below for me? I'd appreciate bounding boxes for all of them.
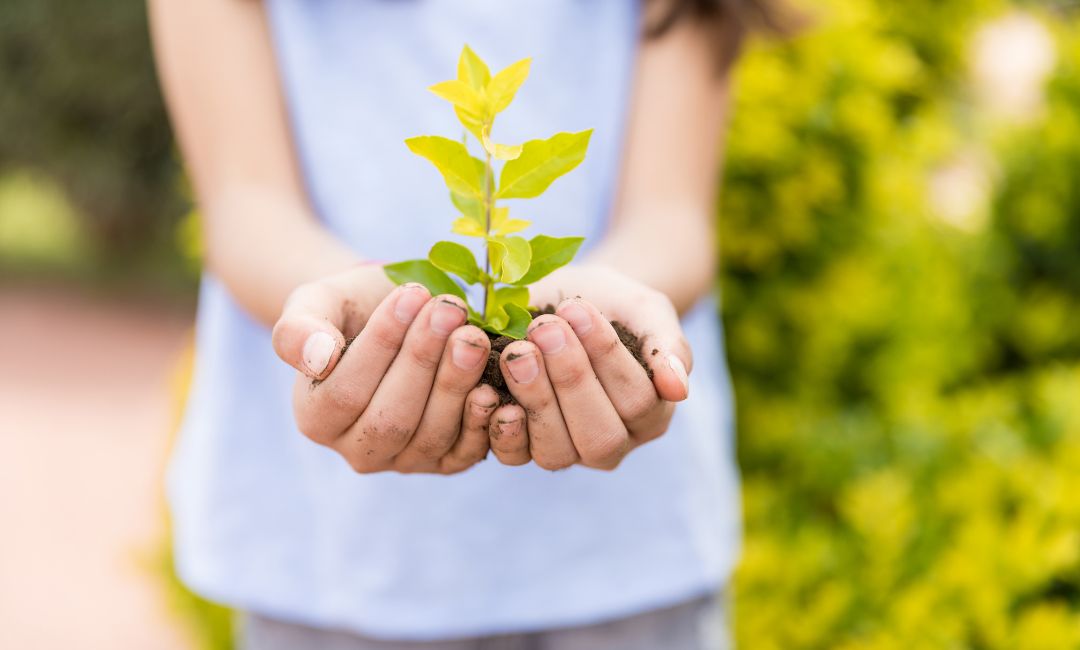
[272,266,497,474]
[489,265,692,471]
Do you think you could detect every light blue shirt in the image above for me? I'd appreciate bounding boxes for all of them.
[168,0,742,640]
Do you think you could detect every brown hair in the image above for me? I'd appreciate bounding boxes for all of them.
[646,0,790,67]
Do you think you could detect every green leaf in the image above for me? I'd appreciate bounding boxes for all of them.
[512,235,584,286]
[451,191,485,228]
[497,303,533,339]
[428,241,481,285]
[458,45,491,91]
[383,259,466,301]
[488,235,532,283]
[497,130,593,199]
[428,80,485,119]
[487,58,531,115]
[405,136,485,197]
[451,216,485,238]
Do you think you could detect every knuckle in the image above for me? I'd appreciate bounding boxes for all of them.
[622,391,659,424]
[434,369,474,397]
[596,334,622,358]
[363,413,415,447]
[533,453,576,472]
[406,341,442,372]
[413,430,455,461]
[368,320,404,352]
[393,456,438,474]
[317,380,360,414]
[523,395,555,418]
[548,362,590,391]
[633,425,667,443]
[579,430,630,469]
[342,450,386,474]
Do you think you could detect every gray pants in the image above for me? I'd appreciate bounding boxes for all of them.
[241,596,728,650]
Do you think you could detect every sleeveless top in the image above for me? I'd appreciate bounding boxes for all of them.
[168,0,742,640]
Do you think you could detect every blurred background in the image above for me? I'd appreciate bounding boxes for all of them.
[2,0,1079,648]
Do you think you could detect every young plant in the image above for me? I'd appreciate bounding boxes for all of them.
[383,45,591,339]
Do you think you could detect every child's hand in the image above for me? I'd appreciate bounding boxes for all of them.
[488,265,692,470]
[272,268,496,474]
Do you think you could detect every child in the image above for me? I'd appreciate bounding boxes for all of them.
[151,0,768,647]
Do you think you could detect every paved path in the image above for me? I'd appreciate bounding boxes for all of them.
[0,286,197,650]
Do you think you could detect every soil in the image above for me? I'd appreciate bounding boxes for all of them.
[483,306,651,405]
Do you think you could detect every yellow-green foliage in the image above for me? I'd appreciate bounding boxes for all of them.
[385,46,588,339]
[722,1,1080,647]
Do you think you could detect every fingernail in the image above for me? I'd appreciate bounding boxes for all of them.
[506,351,540,384]
[452,339,485,370]
[496,419,522,438]
[394,287,428,323]
[430,300,466,336]
[471,401,496,418]
[529,322,566,354]
[559,302,592,337]
[668,353,689,392]
[302,331,336,376]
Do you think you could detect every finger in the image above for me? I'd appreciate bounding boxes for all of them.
[630,294,693,402]
[272,281,351,379]
[527,315,629,470]
[556,298,667,441]
[394,325,490,471]
[488,402,531,466]
[337,295,467,472]
[292,283,430,445]
[439,384,498,474]
[500,340,578,470]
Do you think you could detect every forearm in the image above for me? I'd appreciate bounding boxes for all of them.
[201,184,374,327]
[585,205,717,314]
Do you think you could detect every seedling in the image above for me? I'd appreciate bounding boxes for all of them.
[384,45,591,339]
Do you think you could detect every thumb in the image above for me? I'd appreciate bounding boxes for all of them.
[272,281,349,380]
[633,297,693,402]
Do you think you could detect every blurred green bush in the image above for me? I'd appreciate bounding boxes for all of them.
[722,1,1080,647]
[0,0,188,286]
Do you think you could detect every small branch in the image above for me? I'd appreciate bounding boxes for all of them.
[482,147,493,316]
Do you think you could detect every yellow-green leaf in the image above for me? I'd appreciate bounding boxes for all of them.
[458,45,491,91]
[485,287,530,335]
[428,80,486,119]
[451,192,485,228]
[428,241,481,285]
[451,216,485,238]
[497,130,592,199]
[481,126,522,161]
[492,207,530,235]
[512,235,584,286]
[405,136,486,198]
[455,107,486,141]
[384,260,466,301]
[488,235,531,283]
[487,58,531,115]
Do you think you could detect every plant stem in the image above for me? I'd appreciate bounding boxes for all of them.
[482,147,493,317]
